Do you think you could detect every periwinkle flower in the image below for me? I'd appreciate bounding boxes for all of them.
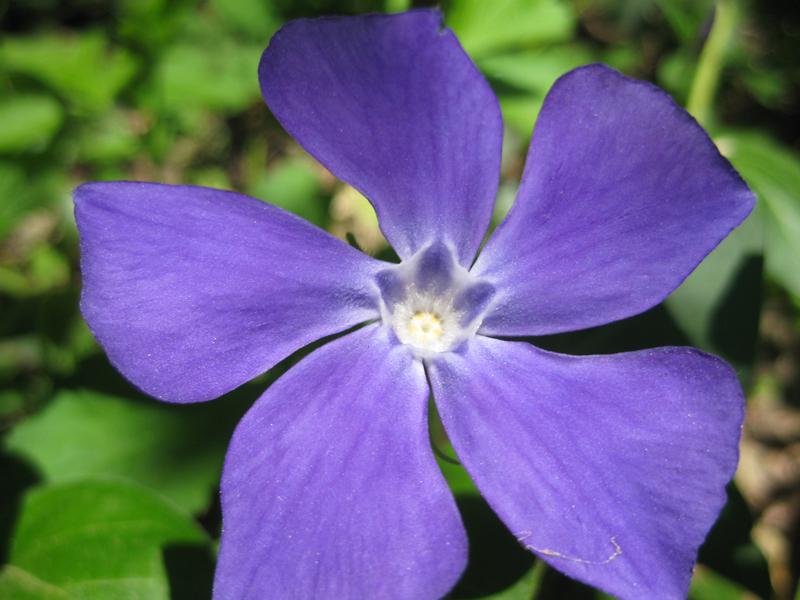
[74,9,754,600]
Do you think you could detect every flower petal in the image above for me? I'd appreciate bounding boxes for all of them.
[474,64,755,335]
[260,10,502,265]
[75,181,381,404]
[428,336,743,599]
[215,324,466,600]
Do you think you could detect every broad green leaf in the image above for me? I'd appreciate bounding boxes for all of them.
[152,39,261,113]
[690,566,749,600]
[0,565,70,600]
[479,46,593,137]
[211,0,280,38]
[6,389,243,512]
[8,479,213,600]
[248,158,327,227]
[0,94,63,153]
[665,206,762,367]
[717,130,800,297]
[1,32,138,111]
[446,0,575,58]
[480,46,593,93]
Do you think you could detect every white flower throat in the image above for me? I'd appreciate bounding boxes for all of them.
[375,242,495,357]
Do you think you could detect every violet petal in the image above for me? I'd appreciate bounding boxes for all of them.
[428,336,743,599]
[75,181,382,403]
[474,64,755,336]
[215,324,467,599]
[259,9,502,265]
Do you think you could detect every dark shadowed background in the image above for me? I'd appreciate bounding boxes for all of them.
[1,0,799,598]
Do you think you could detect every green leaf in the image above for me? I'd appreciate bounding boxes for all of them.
[117,0,198,49]
[0,246,71,297]
[0,389,26,419]
[6,389,243,513]
[248,158,327,227]
[211,0,280,38]
[189,167,232,191]
[7,479,213,600]
[1,32,138,111]
[479,46,593,137]
[479,562,544,599]
[385,0,412,12]
[0,94,63,153]
[690,566,750,600]
[429,401,478,497]
[0,565,70,600]
[657,49,696,104]
[665,206,762,367]
[697,483,773,598]
[446,0,575,58]
[716,130,800,297]
[437,451,478,497]
[152,39,261,113]
[74,111,140,164]
[480,46,592,93]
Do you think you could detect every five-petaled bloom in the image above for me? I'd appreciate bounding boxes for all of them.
[74,9,755,600]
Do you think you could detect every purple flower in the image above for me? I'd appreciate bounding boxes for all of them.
[74,9,754,600]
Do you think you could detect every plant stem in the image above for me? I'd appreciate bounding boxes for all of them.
[686,0,738,127]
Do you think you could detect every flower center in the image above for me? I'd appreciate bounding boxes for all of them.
[408,311,443,339]
[375,242,495,357]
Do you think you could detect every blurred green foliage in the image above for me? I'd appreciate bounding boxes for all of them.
[1,0,799,598]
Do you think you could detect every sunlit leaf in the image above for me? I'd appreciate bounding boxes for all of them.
[1,32,138,111]
[6,390,245,513]
[480,46,593,92]
[690,566,750,600]
[0,94,63,153]
[446,0,574,58]
[665,206,762,367]
[248,158,327,227]
[0,565,69,600]
[7,479,213,600]
[152,39,261,112]
[211,0,280,38]
[479,46,593,137]
[717,130,800,298]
